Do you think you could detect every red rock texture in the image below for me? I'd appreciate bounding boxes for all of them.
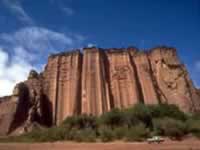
[0,46,199,135]
[197,89,200,96]
[133,52,158,105]
[106,49,140,108]
[43,50,82,125]
[149,47,200,112]
[0,96,18,135]
[81,48,110,115]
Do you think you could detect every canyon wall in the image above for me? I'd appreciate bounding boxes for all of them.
[81,48,110,115]
[0,46,199,135]
[106,49,140,108]
[43,50,82,125]
[0,96,18,135]
[149,48,200,112]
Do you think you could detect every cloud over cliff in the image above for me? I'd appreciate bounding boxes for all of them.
[0,27,85,96]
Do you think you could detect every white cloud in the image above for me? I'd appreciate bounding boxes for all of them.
[0,48,33,96]
[195,61,200,71]
[0,26,85,97]
[87,43,96,48]
[2,0,34,25]
[62,7,74,16]
[191,61,200,88]
[0,49,9,77]
[0,79,15,97]
[0,27,74,53]
[0,26,86,60]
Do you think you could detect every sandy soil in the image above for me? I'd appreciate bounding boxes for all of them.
[0,138,200,150]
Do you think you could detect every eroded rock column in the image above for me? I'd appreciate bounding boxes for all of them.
[81,48,110,115]
[56,51,82,124]
[149,48,200,112]
[0,96,18,136]
[106,49,140,109]
[43,51,82,125]
[43,56,60,125]
[134,52,158,104]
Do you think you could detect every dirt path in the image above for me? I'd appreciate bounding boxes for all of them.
[0,139,200,150]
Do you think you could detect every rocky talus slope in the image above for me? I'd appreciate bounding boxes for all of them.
[0,46,199,135]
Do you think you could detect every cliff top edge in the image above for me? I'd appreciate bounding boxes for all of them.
[48,45,177,58]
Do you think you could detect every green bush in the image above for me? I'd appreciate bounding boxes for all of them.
[99,108,125,128]
[186,119,200,138]
[126,123,149,141]
[113,126,128,139]
[3,127,69,143]
[69,128,97,142]
[153,117,186,139]
[149,104,187,121]
[125,104,152,127]
[22,126,69,142]
[62,114,97,130]
[190,112,200,120]
[62,116,78,128]
[1,103,200,143]
[98,126,115,142]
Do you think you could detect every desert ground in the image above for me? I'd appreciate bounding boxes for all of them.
[0,138,200,150]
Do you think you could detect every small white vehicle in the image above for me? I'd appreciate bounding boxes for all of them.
[147,136,164,144]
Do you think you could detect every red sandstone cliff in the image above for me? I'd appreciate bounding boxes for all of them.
[43,50,82,125]
[81,48,110,115]
[0,46,199,135]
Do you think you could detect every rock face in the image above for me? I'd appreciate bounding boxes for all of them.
[43,50,82,125]
[106,49,140,108]
[0,46,199,135]
[149,47,200,112]
[81,48,110,115]
[197,89,200,96]
[133,52,158,104]
[0,96,18,135]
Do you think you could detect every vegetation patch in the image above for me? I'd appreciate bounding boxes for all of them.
[0,104,200,143]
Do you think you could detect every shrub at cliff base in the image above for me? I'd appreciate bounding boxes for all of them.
[126,123,150,141]
[0,127,69,143]
[124,104,152,127]
[153,117,186,139]
[62,114,97,130]
[191,112,200,120]
[26,126,70,142]
[186,119,200,138]
[149,103,187,121]
[113,126,129,139]
[98,126,115,142]
[99,108,125,128]
[1,103,200,143]
[68,128,97,142]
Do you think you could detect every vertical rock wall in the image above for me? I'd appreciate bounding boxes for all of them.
[81,48,110,115]
[43,56,60,125]
[43,51,82,125]
[106,49,140,108]
[0,96,18,136]
[1,46,199,131]
[149,47,200,112]
[133,52,158,104]
[40,47,200,124]
[56,51,82,124]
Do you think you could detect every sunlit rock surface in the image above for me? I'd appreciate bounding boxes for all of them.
[0,46,199,135]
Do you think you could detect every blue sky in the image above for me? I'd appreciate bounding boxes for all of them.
[0,0,199,96]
